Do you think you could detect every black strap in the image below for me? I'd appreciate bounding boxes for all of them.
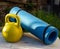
[16,9,22,15]
[43,25,50,44]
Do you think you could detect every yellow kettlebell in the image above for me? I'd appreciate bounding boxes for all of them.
[2,14,23,42]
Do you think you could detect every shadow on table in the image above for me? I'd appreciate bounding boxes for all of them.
[0,33,59,49]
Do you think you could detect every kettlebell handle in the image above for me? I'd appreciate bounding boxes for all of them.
[5,14,20,27]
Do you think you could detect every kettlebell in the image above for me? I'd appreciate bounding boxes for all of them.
[2,14,23,42]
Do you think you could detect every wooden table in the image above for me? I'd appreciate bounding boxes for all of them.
[0,32,60,49]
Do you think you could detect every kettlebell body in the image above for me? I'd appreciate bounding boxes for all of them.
[2,14,23,42]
